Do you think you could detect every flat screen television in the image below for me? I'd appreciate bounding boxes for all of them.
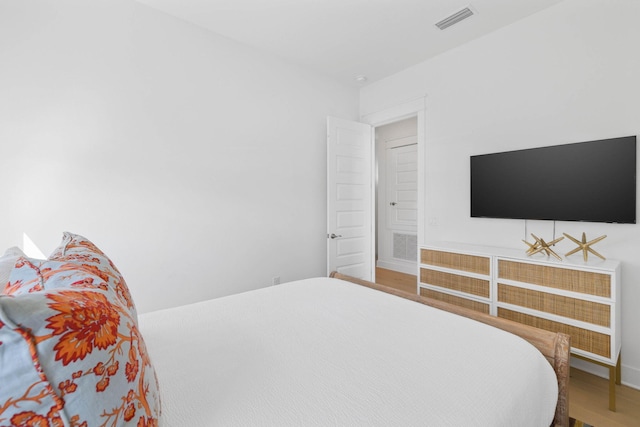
[470,136,636,224]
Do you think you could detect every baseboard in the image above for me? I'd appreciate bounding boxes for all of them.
[571,357,640,391]
[376,259,416,276]
[621,363,640,390]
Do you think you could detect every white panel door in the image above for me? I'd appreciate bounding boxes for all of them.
[327,116,373,280]
[377,138,418,274]
[386,142,418,230]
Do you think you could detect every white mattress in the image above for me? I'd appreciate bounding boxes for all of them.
[138,277,557,426]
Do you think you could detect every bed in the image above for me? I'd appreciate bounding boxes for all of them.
[0,233,569,427]
[138,273,569,427]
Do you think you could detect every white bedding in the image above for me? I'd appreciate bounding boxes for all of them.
[138,277,557,426]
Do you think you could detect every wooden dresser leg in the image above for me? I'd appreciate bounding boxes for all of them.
[616,353,622,385]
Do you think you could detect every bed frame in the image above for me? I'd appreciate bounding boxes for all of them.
[330,272,571,427]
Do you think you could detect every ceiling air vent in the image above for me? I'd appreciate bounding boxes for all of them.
[435,6,475,30]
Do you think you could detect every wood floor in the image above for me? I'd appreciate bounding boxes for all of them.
[569,368,640,427]
[375,267,418,294]
[375,267,640,427]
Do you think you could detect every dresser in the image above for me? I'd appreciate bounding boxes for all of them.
[419,242,622,411]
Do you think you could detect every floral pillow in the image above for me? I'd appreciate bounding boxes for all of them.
[0,247,25,290]
[0,233,160,427]
[50,232,138,318]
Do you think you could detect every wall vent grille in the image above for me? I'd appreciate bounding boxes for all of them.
[435,7,475,30]
[393,233,417,261]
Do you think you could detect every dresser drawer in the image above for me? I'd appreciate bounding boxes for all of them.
[421,249,490,275]
[497,259,611,298]
[421,268,490,298]
[497,283,610,327]
[420,287,490,314]
[497,308,611,358]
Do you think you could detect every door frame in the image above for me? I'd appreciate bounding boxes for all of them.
[361,96,427,279]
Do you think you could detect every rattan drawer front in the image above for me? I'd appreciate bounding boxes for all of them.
[421,249,490,275]
[420,268,490,298]
[498,260,611,298]
[420,288,490,314]
[498,308,611,358]
[497,284,610,327]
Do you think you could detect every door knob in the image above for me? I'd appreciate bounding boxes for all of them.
[329,233,342,239]
[390,202,397,206]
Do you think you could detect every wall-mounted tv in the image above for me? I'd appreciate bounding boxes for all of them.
[470,136,636,224]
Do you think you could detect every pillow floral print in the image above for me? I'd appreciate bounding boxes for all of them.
[0,233,160,426]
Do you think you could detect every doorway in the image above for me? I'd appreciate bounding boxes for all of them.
[375,117,418,276]
[327,97,425,282]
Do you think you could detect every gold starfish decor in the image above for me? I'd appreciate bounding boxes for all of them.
[522,238,539,255]
[563,232,607,261]
[522,233,564,261]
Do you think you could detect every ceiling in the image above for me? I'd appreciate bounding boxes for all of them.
[135,0,565,86]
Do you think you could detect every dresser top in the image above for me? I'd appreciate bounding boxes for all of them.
[422,241,621,271]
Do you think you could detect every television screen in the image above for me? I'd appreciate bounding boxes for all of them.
[470,136,636,224]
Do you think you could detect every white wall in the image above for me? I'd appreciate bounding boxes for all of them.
[361,0,640,388]
[0,0,359,313]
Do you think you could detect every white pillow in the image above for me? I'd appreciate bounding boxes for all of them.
[0,247,26,289]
